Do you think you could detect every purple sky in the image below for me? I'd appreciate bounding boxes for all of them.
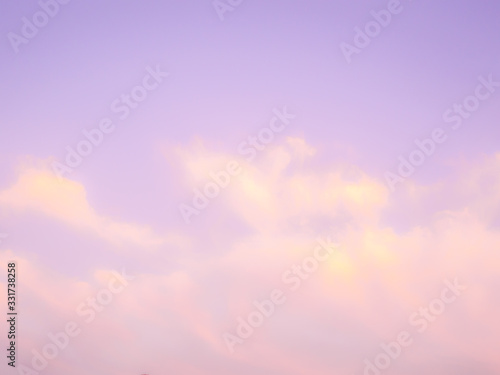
[1,1,500,374]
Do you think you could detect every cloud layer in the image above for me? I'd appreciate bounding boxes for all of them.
[2,140,499,375]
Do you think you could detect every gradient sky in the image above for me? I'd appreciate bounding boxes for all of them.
[1,1,500,374]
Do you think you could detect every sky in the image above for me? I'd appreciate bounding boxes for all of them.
[1,0,500,374]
